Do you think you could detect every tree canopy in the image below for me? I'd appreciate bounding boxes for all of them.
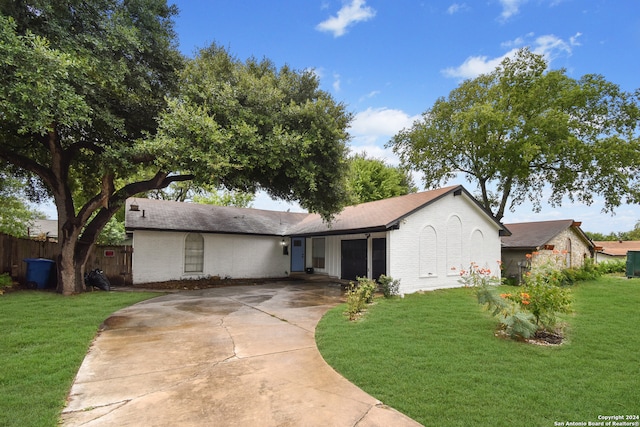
[346,154,416,203]
[586,221,640,241]
[0,172,45,237]
[154,44,351,218]
[390,48,640,221]
[0,2,352,294]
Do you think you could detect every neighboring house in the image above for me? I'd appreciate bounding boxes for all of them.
[593,241,640,263]
[501,220,595,282]
[125,185,509,294]
[28,219,58,241]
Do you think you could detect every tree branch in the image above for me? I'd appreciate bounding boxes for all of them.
[78,171,195,246]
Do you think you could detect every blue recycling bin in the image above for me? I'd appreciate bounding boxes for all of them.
[23,258,55,289]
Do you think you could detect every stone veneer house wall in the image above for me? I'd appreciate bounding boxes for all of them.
[501,220,595,282]
[125,185,509,294]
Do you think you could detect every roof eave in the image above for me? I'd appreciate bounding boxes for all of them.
[125,226,286,237]
[289,225,389,238]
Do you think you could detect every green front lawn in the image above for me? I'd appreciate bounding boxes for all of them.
[0,290,161,427]
[316,276,640,426]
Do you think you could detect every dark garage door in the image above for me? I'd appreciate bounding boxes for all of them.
[341,239,367,281]
[372,238,386,280]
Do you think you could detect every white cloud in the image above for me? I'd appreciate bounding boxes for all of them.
[349,107,420,139]
[332,73,341,92]
[500,32,533,48]
[442,53,508,79]
[569,32,582,46]
[532,34,572,57]
[316,0,376,37]
[498,0,527,21]
[349,144,399,164]
[443,32,582,79]
[447,3,468,14]
[358,90,380,102]
[347,107,422,165]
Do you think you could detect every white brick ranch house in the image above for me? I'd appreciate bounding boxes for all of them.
[125,185,509,294]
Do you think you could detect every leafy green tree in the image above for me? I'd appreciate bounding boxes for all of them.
[156,44,351,217]
[346,154,416,203]
[586,221,640,241]
[0,173,45,237]
[584,231,618,241]
[96,217,126,245]
[626,222,640,241]
[390,48,640,221]
[0,1,182,294]
[0,4,351,294]
[145,181,255,207]
[192,189,255,208]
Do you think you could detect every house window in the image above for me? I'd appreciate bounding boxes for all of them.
[312,238,325,269]
[184,233,204,273]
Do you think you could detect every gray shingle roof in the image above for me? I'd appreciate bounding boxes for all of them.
[125,198,308,236]
[126,185,507,237]
[287,186,462,236]
[501,219,592,249]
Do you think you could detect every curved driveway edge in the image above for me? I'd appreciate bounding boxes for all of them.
[61,282,423,426]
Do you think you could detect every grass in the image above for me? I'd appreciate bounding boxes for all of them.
[316,276,640,426]
[0,290,162,427]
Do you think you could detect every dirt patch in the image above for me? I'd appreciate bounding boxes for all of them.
[528,330,564,346]
[495,327,566,346]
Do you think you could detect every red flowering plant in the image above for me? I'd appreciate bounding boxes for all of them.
[455,262,501,288]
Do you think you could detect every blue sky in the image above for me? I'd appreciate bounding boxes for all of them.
[40,0,640,233]
[168,0,639,233]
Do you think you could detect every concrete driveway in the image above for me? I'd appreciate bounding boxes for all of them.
[61,281,422,426]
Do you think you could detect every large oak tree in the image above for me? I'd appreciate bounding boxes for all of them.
[346,153,416,203]
[390,48,640,221]
[0,2,351,294]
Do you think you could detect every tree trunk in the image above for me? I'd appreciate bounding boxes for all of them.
[57,229,89,295]
[57,248,85,295]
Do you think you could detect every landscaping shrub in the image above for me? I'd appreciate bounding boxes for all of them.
[377,274,400,298]
[0,273,13,295]
[0,273,12,287]
[345,277,377,320]
[595,259,626,274]
[461,260,572,340]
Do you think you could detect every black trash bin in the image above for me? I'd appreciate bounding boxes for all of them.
[23,258,55,289]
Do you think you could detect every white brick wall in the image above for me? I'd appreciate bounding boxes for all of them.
[132,230,289,284]
[388,192,502,294]
[130,192,503,291]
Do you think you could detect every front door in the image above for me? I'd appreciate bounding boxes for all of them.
[372,238,386,281]
[341,239,367,281]
[291,237,305,272]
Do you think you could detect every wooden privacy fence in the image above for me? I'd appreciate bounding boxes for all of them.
[0,233,132,287]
